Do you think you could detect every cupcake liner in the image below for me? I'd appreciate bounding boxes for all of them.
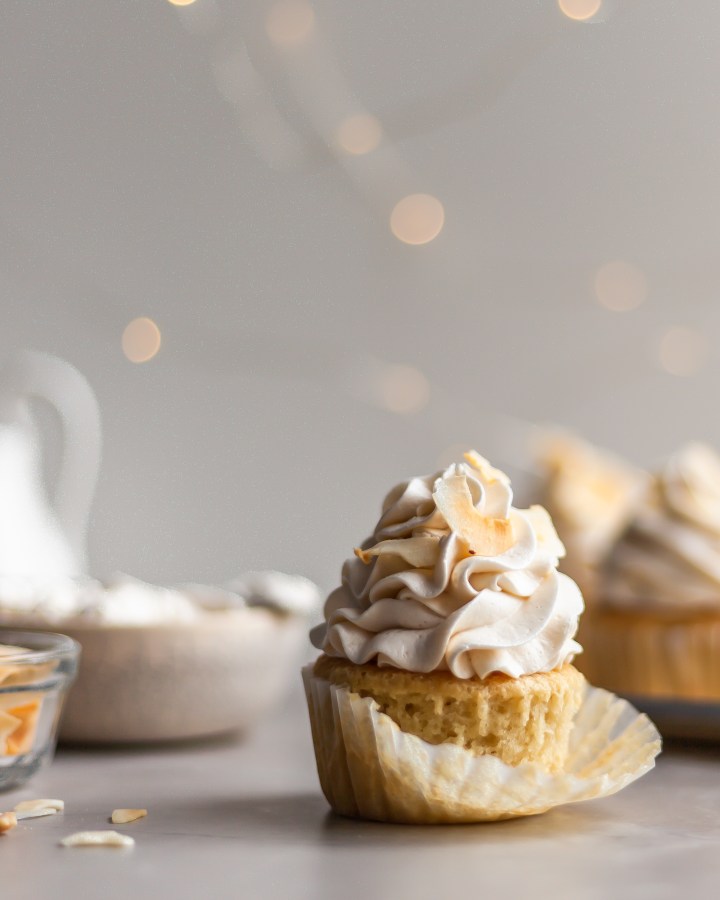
[303,663,359,818]
[302,665,661,824]
[578,610,720,701]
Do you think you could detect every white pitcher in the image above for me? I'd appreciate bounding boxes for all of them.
[0,351,101,578]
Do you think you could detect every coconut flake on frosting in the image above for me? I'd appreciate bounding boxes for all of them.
[311,452,584,679]
[600,443,720,612]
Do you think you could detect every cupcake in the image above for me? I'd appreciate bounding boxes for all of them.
[535,431,649,603]
[581,443,720,701]
[304,451,660,823]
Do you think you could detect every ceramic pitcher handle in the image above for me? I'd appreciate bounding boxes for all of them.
[0,351,102,573]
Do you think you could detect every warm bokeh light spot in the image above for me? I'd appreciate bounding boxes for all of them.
[658,327,707,377]
[336,114,383,155]
[390,194,445,246]
[558,0,602,21]
[377,364,430,415]
[594,260,647,312]
[167,0,198,7]
[265,0,315,46]
[122,317,162,364]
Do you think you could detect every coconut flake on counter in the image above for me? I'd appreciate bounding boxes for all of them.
[111,808,147,824]
[60,830,134,848]
[0,812,17,833]
[14,798,64,814]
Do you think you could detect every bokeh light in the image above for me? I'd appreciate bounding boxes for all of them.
[336,114,383,155]
[175,0,219,35]
[376,364,430,415]
[658,326,707,377]
[122,317,162,364]
[558,0,602,21]
[594,260,648,312]
[390,194,445,245]
[167,0,197,7]
[265,1,315,46]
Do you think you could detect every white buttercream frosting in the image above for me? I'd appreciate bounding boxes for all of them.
[0,570,322,626]
[311,453,584,679]
[600,443,720,612]
[536,431,650,567]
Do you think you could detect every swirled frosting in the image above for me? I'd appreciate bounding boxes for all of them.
[600,443,720,612]
[311,453,584,679]
[537,432,649,566]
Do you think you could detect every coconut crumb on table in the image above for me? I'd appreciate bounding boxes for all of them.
[111,808,147,824]
[0,812,17,833]
[14,798,64,813]
[60,831,135,848]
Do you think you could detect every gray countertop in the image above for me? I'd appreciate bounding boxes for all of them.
[2,685,719,900]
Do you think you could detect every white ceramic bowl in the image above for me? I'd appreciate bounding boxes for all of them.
[50,608,307,743]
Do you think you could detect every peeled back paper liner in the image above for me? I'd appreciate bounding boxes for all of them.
[302,665,661,824]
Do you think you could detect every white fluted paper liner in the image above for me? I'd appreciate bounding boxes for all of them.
[302,666,661,824]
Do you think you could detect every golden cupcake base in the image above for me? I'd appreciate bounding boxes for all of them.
[577,608,720,702]
[313,656,584,772]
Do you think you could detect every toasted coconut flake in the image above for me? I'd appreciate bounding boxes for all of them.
[0,666,19,687]
[0,812,17,833]
[0,709,20,755]
[0,645,27,689]
[15,808,58,821]
[355,536,440,567]
[433,468,513,556]
[14,798,64,813]
[523,505,566,558]
[111,808,147,825]
[2,700,41,755]
[61,830,134,848]
[463,451,510,486]
[0,699,41,757]
[0,644,29,656]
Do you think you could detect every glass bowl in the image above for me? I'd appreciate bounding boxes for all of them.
[0,630,80,791]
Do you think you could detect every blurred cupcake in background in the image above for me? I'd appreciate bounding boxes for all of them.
[534,431,649,604]
[581,443,720,702]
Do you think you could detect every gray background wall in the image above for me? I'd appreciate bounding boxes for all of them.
[2,0,719,592]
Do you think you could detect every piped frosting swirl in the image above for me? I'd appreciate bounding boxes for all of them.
[311,453,584,679]
[600,443,720,612]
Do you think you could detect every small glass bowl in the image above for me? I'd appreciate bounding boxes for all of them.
[0,630,80,792]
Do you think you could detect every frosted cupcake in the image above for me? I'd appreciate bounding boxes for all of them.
[304,452,660,823]
[583,443,720,701]
[535,431,649,603]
